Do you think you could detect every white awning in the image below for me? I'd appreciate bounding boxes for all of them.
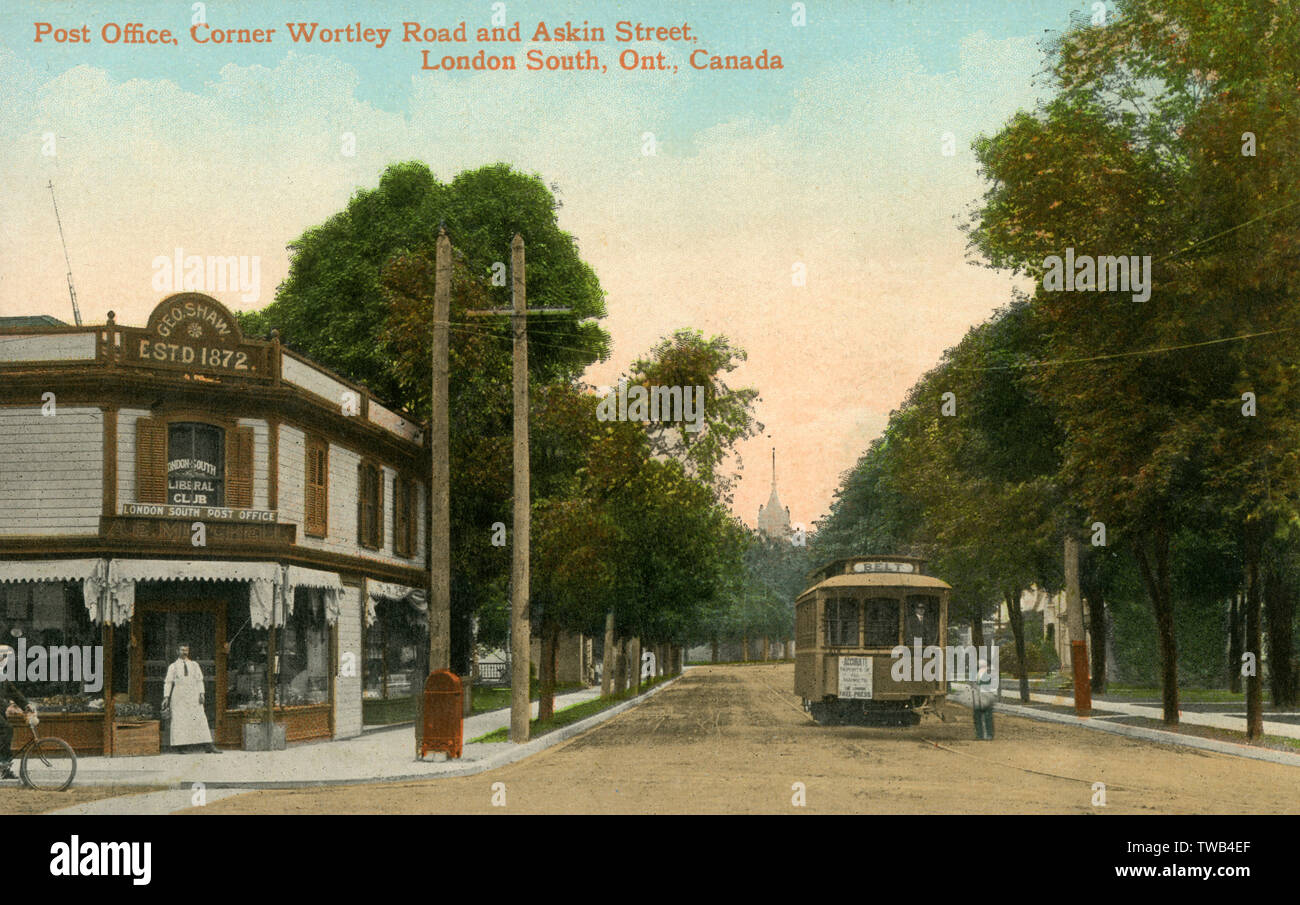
[364,580,425,627]
[0,558,105,583]
[0,558,109,625]
[0,558,349,629]
[104,560,281,627]
[284,566,345,624]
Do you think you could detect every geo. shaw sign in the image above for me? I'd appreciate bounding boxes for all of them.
[120,292,271,379]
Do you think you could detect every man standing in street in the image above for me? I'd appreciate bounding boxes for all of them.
[971,657,997,740]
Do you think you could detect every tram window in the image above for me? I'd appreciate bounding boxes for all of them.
[865,598,901,647]
[824,599,859,647]
[905,596,939,647]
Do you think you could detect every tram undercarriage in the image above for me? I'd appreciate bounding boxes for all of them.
[804,695,945,727]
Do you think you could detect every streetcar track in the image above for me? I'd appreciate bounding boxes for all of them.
[918,736,1157,793]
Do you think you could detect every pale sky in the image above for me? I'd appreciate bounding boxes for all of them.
[0,0,1071,527]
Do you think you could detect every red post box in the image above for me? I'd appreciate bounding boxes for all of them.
[420,669,463,759]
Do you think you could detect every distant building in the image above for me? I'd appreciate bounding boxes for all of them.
[757,448,791,539]
[0,314,65,328]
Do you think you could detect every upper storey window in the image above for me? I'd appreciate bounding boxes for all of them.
[136,416,253,509]
[167,422,224,507]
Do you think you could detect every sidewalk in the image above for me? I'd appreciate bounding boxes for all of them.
[61,687,602,791]
[997,686,1300,740]
[46,678,681,814]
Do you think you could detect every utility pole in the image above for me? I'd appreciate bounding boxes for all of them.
[1064,533,1091,716]
[508,234,531,743]
[419,227,453,755]
[467,234,570,742]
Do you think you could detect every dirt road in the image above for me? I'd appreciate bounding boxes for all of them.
[183,664,1300,814]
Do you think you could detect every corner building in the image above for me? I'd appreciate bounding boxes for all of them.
[0,293,430,752]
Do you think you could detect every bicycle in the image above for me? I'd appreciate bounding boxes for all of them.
[16,718,77,792]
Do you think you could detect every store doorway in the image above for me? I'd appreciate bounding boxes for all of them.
[132,601,227,743]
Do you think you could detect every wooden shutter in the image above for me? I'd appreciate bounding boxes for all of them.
[135,417,167,504]
[225,426,255,509]
[357,462,383,549]
[375,467,384,549]
[357,462,366,546]
[392,476,408,557]
[305,439,327,537]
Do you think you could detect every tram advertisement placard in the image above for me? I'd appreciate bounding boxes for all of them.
[838,656,873,700]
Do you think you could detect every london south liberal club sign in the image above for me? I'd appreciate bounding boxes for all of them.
[117,293,279,532]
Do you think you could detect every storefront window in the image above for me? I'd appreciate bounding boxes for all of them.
[278,590,330,706]
[225,598,268,711]
[0,582,100,699]
[363,597,427,700]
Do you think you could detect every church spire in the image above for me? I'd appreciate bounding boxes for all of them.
[758,446,791,538]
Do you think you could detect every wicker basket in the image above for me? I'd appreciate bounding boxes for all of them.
[112,720,161,756]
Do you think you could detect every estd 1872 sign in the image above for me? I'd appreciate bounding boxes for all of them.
[121,292,269,378]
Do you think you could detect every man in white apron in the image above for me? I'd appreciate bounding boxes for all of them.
[163,644,221,754]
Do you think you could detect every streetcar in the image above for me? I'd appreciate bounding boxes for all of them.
[794,555,951,725]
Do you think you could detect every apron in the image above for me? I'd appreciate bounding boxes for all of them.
[164,659,213,746]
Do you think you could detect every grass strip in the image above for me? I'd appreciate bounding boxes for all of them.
[470,675,671,743]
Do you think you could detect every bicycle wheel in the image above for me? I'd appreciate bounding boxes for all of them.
[21,737,77,792]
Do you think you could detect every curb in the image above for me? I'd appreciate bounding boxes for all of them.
[84,673,685,794]
[953,696,1300,768]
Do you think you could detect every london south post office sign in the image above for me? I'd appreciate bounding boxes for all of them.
[121,292,270,379]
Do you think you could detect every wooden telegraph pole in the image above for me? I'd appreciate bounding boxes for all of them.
[1064,533,1092,716]
[419,228,453,755]
[468,234,570,743]
[508,235,531,743]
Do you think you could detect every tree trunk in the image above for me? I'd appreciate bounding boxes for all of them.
[710,636,719,663]
[614,635,628,694]
[630,636,642,693]
[970,607,985,649]
[539,621,558,721]
[602,611,615,697]
[741,636,749,662]
[1133,526,1179,725]
[1264,560,1297,708]
[1228,593,1243,694]
[1245,544,1264,740]
[1005,588,1029,703]
[762,638,770,661]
